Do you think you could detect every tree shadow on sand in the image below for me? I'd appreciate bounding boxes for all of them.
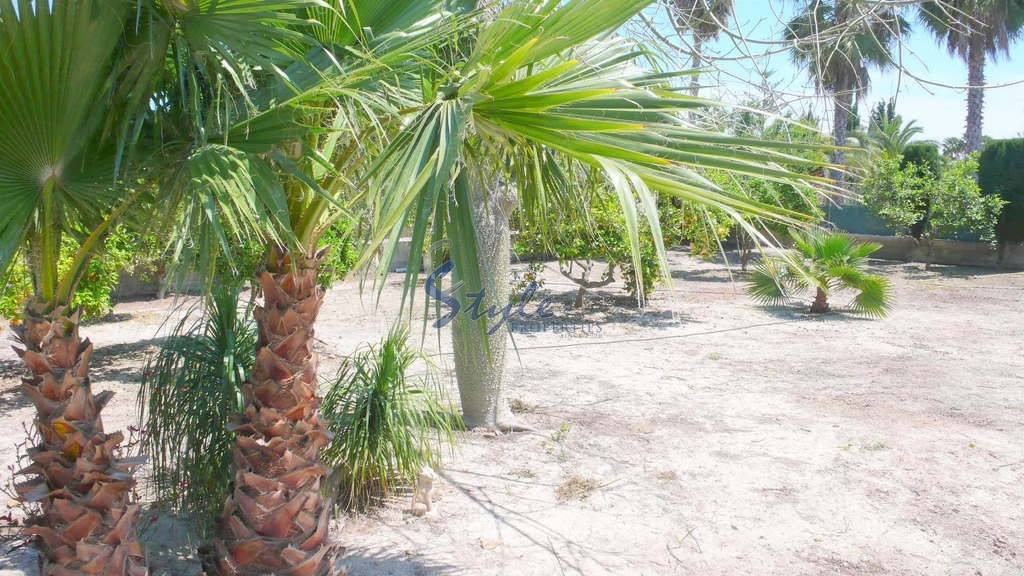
[540,290,696,331]
[337,548,461,575]
[886,261,1023,281]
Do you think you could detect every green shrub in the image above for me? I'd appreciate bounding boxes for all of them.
[0,228,139,320]
[515,188,663,304]
[861,153,1004,267]
[320,325,457,510]
[978,138,1024,245]
[902,142,942,176]
[138,288,255,536]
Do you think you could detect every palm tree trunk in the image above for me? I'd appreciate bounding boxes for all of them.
[214,248,334,576]
[831,89,852,190]
[964,35,986,154]
[12,302,148,576]
[689,36,702,97]
[451,184,515,430]
[809,287,830,314]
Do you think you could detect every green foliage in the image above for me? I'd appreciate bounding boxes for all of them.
[747,229,892,317]
[138,289,256,537]
[902,142,942,176]
[317,218,358,289]
[515,188,663,302]
[0,256,31,320]
[0,228,145,320]
[978,138,1024,245]
[658,194,733,260]
[320,325,457,510]
[862,153,1004,244]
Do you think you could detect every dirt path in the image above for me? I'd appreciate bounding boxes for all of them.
[2,252,1022,575]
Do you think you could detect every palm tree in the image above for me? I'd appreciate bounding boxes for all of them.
[0,3,152,574]
[918,0,1024,153]
[785,1,907,183]
[0,1,321,573]
[670,0,735,96]
[747,229,892,316]
[868,115,925,156]
[197,4,460,574]
[364,0,830,430]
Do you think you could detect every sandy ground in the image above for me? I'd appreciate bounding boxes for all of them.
[1,250,1022,576]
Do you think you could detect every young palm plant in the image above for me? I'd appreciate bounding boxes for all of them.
[364,0,831,430]
[747,229,892,317]
[320,325,456,510]
[138,289,256,538]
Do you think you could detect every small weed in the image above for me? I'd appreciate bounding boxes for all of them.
[543,423,573,462]
[555,475,599,502]
[550,422,571,443]
[707,352,722,361]
[508,468,536,480]
[863,440,888,451]
[509,398,533,414]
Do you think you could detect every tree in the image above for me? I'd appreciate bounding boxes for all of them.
[785,1,907,183]
[0,1,346,573]
[670,0,735,96]
[978,138,1024,260]
[861,153,1005,268]
[366,0,829,430]
[747,229,892,316]
[868,115,925,157]
[918,0,1024,153]
[0,4,175,575]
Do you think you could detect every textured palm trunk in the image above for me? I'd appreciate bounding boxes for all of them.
[213,248,334,576]
[809,287,830,314]
[964,35,985,154]
[12,302,148,576]
[830,89,852,192]
[452,185,515,430]
[689,37,702,97]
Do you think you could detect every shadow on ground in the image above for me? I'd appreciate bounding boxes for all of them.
[338,548,460,576]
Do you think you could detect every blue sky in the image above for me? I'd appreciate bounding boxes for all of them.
[640,0,1024,142]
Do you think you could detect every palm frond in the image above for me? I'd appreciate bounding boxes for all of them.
[139,288,256,536]
[0,0,130,288]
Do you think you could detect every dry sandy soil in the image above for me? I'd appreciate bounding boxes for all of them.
[1,250,1022,576]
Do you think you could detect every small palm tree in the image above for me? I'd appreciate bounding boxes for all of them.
[918,0,1024,153]
[869,115,925,156]
[747,229,892,317]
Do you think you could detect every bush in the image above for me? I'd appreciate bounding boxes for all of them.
[0,228,142,320]
[902,142,942,176]
[320,325,457,510]
[138,288,256,536]
[978,138,1024,246]
[861,153,1004,267]
[515,188,663,304]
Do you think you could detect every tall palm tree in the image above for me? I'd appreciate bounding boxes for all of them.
[785,0,907,183]
[918,0,1024,153]
[0,4,152,574]
[199,4,457,574]
[0,1,320,574]
[670,0,735,95]
[364,0,830,430]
